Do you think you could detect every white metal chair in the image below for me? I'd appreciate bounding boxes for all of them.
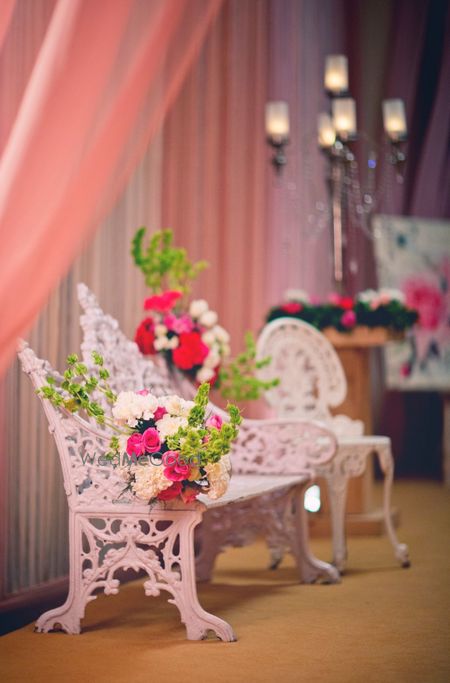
[77,283,340,584]
[256,317,410,571]
[19,342,339,641]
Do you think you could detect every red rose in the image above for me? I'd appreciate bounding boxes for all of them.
[172,332,209,370]
[340,297,354,310]
[134,317,155,355]
[157,482,182,501]
[281,302,302,314]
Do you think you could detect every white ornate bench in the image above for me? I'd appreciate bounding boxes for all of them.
[77,283,340,585]
[19,342,338,642]
[256,317,410,572]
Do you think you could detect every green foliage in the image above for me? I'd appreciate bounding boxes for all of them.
[131,227,208,295]
[37,352,118,430]
[218,331,279,402]
[166,383,242,465]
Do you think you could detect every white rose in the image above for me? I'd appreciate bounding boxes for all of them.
[153,336,169,351]
[284,288,310,303]
[154,324,167,337]
[380,288,405,304]
[357,289,377,303]
[163,397,195,417]
[202,330,216,346]
[189,299,209,318]
[196,366,215,383]
[156,414,188,440]
[199,310,218,328]
[204,351,220,369]
[167,336,179,350]
[212,325,230,343]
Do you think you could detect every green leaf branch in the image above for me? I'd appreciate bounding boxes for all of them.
[166,383,242,465]
[218,331,279,402]
[38,352,120,433]
[131,227,208,295]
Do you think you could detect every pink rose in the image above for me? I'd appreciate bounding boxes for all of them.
[341,310,356,328]
[126,433,145,456]
[206,413,223,430]
[164,313,195,334]
[164,464,191,482]
[153,406,167,421]
[328,292,341,305]
[157,481,183,501]
[142,427,161,453]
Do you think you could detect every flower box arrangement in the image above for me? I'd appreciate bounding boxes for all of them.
[132,228,278,399]
[266,288,419,335]
[39,352,241,504]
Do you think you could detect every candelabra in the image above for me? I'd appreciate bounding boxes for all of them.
[265,55,408,291]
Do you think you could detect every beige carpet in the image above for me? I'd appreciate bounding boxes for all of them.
[1,481,449,683]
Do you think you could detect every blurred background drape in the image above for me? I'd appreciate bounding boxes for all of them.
[0,0,449,603]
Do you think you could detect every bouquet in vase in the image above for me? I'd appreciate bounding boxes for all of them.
[132,228,278,400]
[135,290,230,386]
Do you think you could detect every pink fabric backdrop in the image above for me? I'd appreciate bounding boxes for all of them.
[0,0,223,377]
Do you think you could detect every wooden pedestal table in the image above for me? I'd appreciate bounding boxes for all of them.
[309,326,403,538]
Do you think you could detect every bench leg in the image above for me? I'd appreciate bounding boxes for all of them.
[291,484,340,584]
[195,515,222,582]
[172,512,236,641]
[35,512,84,634]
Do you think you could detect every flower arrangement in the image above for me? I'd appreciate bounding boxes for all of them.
[135,291,230,385]
[266,288,418,333]
[39,353,241,504]
[133,228,279,400]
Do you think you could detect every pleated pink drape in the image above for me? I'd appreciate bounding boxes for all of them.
[0,0,223,377]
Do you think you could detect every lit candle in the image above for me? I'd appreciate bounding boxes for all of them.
[324,55,348,94]
[265,101,290,142]
[332,98,357,139]
[317,113,336,148]
[382,99,407,141]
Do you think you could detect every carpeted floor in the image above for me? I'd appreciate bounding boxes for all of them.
[0,481,449,683]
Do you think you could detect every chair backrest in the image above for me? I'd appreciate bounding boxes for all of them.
[256,318,363,436]
[18,343,137,510]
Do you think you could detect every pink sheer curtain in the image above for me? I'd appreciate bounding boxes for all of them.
[0,0,223,377]
[0,0,15,51]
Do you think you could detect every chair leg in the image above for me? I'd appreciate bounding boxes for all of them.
[170,511,236,641]
[326,473,349,573]
[291,484,340,584]
[376,445,411,568]
[35,512,85,634]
